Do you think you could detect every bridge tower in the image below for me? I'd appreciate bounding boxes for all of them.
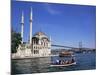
[79,41,82,51]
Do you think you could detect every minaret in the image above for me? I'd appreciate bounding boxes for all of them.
[21,11,24,44]
[29,7,33,44]
[49,36,51,46]
[50,36,51,42]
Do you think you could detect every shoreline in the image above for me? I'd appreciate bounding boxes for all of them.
[11,54,59,60]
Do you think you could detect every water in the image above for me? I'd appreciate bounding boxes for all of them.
[12,52,96,74]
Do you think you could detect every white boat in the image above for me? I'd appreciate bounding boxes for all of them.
[50,62,76,67]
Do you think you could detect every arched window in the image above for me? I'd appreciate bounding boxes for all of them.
[32,37,39,45]
[34,50,39,54]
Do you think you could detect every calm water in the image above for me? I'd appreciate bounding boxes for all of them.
[12,52,96,74]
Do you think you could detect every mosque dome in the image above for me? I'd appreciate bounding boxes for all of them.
[34,32,46,36]
[32,32,49,40]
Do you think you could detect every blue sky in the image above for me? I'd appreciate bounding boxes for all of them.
[11,1,96,48]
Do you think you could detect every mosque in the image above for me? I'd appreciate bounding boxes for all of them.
[12,8,51,58]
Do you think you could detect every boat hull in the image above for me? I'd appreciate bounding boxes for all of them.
[50,62,76,67]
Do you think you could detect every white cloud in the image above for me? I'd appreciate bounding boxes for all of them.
[44,3,61,15]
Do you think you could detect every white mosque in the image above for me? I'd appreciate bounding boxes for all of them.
[12,8,51,59]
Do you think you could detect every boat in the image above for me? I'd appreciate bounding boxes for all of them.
[59,51,74,57]
[50,62,76,67]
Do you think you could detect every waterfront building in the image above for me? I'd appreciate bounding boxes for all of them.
[12,8,51,58]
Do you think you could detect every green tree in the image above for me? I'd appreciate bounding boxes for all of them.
[11,30,22,53]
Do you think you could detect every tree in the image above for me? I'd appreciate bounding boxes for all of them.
[11,29,22,53]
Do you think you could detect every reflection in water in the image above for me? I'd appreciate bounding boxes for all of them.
[12,52,96,74]
[12,57,51,74]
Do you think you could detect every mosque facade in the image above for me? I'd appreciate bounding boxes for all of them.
[12,8,51,59]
